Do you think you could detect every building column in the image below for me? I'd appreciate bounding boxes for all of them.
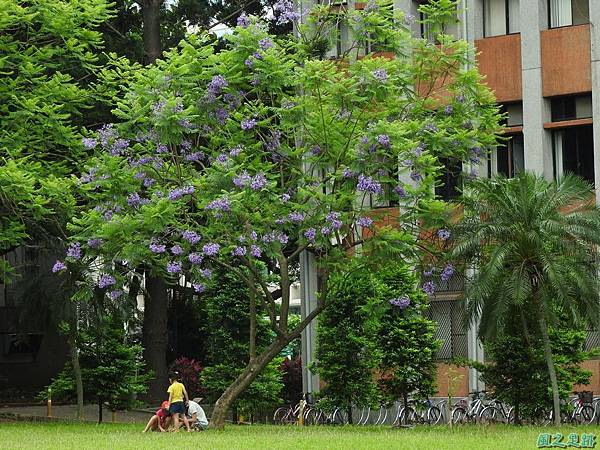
[590,1,600,198]
[520,0,553,178]
[300,250,320,394]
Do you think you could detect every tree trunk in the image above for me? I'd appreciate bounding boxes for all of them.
[347,405,353,424]
[211,338,290,429]
[142,0,162,64]
[98,397,103,424]
[143,275,169,404]
[535,299,561,426]
[68,334,84,421]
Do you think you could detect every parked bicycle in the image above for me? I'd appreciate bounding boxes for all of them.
[394,398,442,426]
[451,391,491,424]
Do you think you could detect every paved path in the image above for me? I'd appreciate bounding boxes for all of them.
[0,404,153,424]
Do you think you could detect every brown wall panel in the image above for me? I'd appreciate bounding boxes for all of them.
[541,24,592,97]
[475,34,522,103]
[435,363,469,398]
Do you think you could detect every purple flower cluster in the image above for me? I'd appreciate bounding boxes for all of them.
[394,185,407,198]
[424,123,438,133]
[444,105,453,115]
[185,152,205,162]
[193,283,206,293]
[156,144,168,154]
[437,229,451,240]
[410,171,423,182]
[82,137,97,149]
[205,198,231,212]
[373,68,388,82]
[98,274,116,289]
[168,185,195,201]
[343,168,355,178]
[66,243,82,260]
[171,245,183,255]
[98,124,117,148]
[215,153,229,164]
[356,216,373,228]
[273,0,300,25]
[109,138,130,156]
[357,174,384,194]
[188,253,203,265]
[288,211,305,223]
[377,134,391,148]
[241,118,257,130]
[207,75,228,101]
[232,246,247,256]
[414,142,426,156]
[310,145,322,156]
[127,192,148,208]
[237,11,250,27]
[304,228,316,243]
[390,295,411,309]
[250,173,267,190]
[233,171,252,188]
[149,242,166,254]
[182,230,201,244]
[213,107,229,125]
[167,261,182,274]
[259,38,274,50]
[87,238,102,249]
[202,243,220,256]
[440,264,455,282]
[422,281,435,295]
[230,146,243,157]
[264,130,281,152]
[109,290,123,300]
[200,268,212,278]
[52,261,67,273]
[250,244,262,258]
[326,211,343,230]
[321,226,332,236]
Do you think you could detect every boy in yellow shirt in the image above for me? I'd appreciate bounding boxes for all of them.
[167,371,191,432]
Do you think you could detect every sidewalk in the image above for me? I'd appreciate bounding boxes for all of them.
[0,404,152,424]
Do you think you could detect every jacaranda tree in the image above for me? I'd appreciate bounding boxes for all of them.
[57,0,500,427]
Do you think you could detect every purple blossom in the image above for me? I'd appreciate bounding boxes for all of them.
[82,137,97,149]
[273,0,300,25]
[127,192,147,208]
[364,0,378,12]
[250,173,267,190]
[206,198,231,212]
[424,123,438,133]
[188,253,203,265]
[207,75,228,100]
[181,140,192,151]
[241,118,257,130]
[343,168,355,178]
[153,158,164,170]
[326,211,343,230]
[156,144,168,153]
[463,120,473,130]
[214,107,229,125]
[357,174,384,194]
[149,242,166,254]
[356,217,374,228]
[414,142,426,156]
[389,295,411,309]
[232,246,247,256]
[437,229,451,240]
[193,283,206,293]
[87,238,102,249]
[109,138,129,156]
[278,233,289,244]
[250,244,262,258]
[321,226,332,236]
[171,245,183,255]
[143,178,155,187]
[167,261,182,274]
[444,105,453,115]
[52,261,67,273]
[250,77,260,86]
[152,101,166,116]
[182,230,201,244]
[373,68,388,82]
[202,243,220,256]
[264,130,281,152]
[229,145,243,157]
[237,12,250,27]
[185,152,205,162]
[456,93,466,103]
[66,243,82,260]
[233,171,252,188]
[134,171,145,180]
[259,38,274,50]
[98,274,116,289]
[394,185,407,198]
[109,290,123,300]
[423,268,434,277]
[98,124,117,148]
[304,228,316,243]
[168,185,195,201]
[441,264,455,282]
[422,281,435,295]
[215,153,229,164]
[245,58,254,69]
[377,134,391,148]
[310,145,322,156]
[200,268,212,278]
[281,193,291,203]
[288,211,305,222]
[410,171,423,182]
[250,231,258,241]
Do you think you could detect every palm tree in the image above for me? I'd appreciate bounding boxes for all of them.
[452,172,600,425]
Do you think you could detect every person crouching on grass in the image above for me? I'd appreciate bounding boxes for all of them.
[186,397,209,430]
[143,400,171,432]
[167,371,191,432]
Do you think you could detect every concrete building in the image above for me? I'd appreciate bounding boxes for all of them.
[300,0,600,397]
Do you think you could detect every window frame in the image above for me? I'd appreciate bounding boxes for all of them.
[483,0,521,38]
[548,0,590,29]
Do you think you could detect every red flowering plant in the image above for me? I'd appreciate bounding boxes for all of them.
[169,357,204,398]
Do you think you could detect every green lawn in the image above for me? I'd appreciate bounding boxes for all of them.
[1,422,599,449]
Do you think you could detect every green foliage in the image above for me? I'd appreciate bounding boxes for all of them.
[45,316,151,413]
[473,325,593,421]
[315,259,440,416]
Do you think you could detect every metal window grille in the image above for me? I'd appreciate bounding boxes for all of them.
[425,300,468,361]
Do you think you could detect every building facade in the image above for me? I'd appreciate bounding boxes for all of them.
[300,0,600,397]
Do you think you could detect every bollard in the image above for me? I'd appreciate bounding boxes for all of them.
[298,398,306,426]
[47,387,52,418]
[112,410,117,423]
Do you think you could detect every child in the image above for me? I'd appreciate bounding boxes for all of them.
[167,371,191,432]
[143,400,171,432]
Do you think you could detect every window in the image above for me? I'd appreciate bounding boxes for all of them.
[483,0,520,37]
[426,300,468,361]
[435,158,462,200]
[551,95,592,122]
[549,0,589,28]
[553,125,594,184]
[497,134,524,178]
[417,1,460,43]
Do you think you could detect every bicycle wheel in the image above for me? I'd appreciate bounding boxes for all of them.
[578,405,595,425]
[331,408,348,425]
[507,407,515,424]
[304,408,320,426]
[273,407,290,425]
[427,406,442,425]
[398,406,416,426]
[451,407,467,425]
[479,406,498,425]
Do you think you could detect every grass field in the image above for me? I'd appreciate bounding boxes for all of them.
[1,422,599,450]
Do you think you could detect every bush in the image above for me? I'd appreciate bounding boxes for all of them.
[168,357,203,399]
[281,356,303,406]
